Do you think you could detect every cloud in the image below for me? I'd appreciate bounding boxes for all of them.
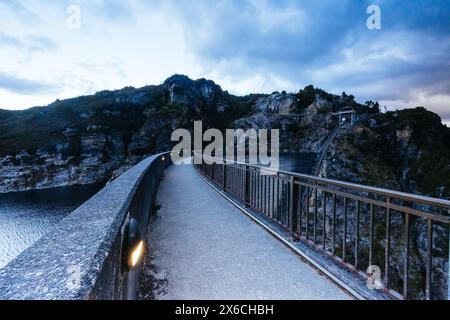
[0,0,448,122]
[0,32,57,55]
[89,0,135,22]
[0,0,41,24]
[0,72,57,94]
[152,0,450,120]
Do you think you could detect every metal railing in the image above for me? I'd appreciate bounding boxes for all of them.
[194,153,450,300]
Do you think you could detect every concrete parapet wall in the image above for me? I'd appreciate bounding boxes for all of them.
[0,153,170,300]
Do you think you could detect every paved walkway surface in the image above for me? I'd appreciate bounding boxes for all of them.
[145,163,349,300]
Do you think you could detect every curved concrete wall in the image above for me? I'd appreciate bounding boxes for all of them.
[0,153,170,300]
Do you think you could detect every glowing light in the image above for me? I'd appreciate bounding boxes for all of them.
[130,241,144,267]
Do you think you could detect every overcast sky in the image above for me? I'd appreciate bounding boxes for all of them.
[0,0,449,124]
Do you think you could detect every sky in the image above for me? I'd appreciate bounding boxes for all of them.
[0,0,449,124]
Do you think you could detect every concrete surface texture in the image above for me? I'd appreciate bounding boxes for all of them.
[145,163,350,300]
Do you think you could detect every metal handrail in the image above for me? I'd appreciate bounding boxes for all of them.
[194,152,450,300]
[196,153,450,211]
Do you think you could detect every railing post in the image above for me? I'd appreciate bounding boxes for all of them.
[244,165,250,206]
[223,163,227,190]
[211,163,215,181]
[448,225,450,300]
[289,176,299,239]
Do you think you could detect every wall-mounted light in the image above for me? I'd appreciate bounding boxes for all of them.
[122,217,144,272]
[162,156,165,161]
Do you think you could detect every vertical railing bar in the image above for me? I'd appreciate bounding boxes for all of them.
[264,175,268,215]
[257,172,260,213]
[236,166,239,198]
[332,193,336,254]
[426,219,433,300]
[268,176,271,217]
[233,166,236,195]
[299,185,303,237]
[225,164,228,189]
[244,166,250,206]
[229,165,232,194]
[236,166,239,197]
[281,181,285,224]
[343,197,347,262]
[235,166,237,196]
[238,166,241,198]
[448,224,450,301]
[274,178,278,221]
[369,203,374,268]
[253,171,256,208]
[259,172,262,212]
[285,181,289,226]
[403,213,410,299]
[281,180,285,226]
[261,173,264,213]
[235,165,241,198]
[249,170,253,207]
[280,180,284,224]
[355,200,360,269]
[243,167,245,200]
[269,175,272,217]
[289,176,294,231]
[314,183,318,244]
[385,197,391,289]
[241,166,243,199]
[271,176,275,219]
[306,187,310,241]
[241,167,244,200]
[261,174,265,213]
[323,191,327,250]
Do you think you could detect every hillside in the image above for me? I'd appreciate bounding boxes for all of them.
[0,75,449,201]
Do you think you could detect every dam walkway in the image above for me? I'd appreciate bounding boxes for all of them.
[143,163,349,300]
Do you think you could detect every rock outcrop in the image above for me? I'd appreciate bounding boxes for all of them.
[0,75,252,192]
[254,92,298,115]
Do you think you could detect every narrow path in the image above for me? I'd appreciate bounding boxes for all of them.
[144,163,349,300]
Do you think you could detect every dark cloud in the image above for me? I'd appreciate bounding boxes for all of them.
[161,0,450,117]
[0,73,56,94]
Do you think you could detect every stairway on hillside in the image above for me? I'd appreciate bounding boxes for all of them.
[297,123,345,220]
[312,123,344,176]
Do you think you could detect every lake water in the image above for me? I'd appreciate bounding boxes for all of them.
[278,152,316,174]
[0,184,103,270]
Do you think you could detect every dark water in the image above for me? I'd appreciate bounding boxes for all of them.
[278,152,316,174]
[0,183,103,269]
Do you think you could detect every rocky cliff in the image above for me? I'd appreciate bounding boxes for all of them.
[0,75,256,192]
